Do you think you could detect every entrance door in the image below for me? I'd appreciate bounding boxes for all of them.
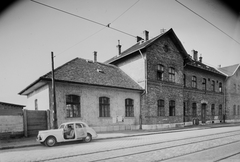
[75,123,87,139]
[201,104,207,123]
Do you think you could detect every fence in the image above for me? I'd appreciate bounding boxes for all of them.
[0,109,49,139]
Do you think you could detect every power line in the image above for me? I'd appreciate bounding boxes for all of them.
[42,0,140,57]
[175,0,240,45]
[30,0,137,38]
[111,0,140,24]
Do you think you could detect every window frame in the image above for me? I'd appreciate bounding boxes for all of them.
[202,78,207,91]
[169,100,175,116]
[211,104,215,116]
[168,67,175,82]
[192,103,197,117]
[66,95,81,118]
[157,64,164,81]
[192,76,197,88]
[99,97,110,117]
[157,99,165,116]
[125,98,134,117]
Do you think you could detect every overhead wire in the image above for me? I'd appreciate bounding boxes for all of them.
[175,0,240,45]
[30,0,137,38]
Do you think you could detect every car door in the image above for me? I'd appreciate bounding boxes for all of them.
[75,123,87,139]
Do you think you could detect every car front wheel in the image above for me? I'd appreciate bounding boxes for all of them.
[84,133,92,143]
[44,136,57,147]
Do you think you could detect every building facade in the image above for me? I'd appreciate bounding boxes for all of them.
[20,28,239,132]
[107,29,227,129]
[218,64,240,123]
[19,58,143,132]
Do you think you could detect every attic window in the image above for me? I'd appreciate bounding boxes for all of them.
[97,69,104,73]
[163,44,169,52]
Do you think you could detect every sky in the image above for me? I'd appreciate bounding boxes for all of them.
[0,0,239,105]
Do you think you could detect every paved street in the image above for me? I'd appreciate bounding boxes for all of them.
[1,126,240,162]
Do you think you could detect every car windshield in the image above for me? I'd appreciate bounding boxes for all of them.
[59,124,65,129]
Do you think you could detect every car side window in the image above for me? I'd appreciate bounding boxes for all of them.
[76,123,82,128]
[81,123,86,127]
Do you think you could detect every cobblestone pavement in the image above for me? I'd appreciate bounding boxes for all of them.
[0,126,240,162]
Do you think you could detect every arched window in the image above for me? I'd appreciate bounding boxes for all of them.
[66,95,80,118]
[99,97,110,117]
[202,78,206,91]
[125,98,134,117]
[219,82,222,92]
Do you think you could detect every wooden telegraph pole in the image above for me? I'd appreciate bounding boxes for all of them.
[51,52,58,129]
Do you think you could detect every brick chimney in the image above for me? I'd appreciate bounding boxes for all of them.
[116,40,121,56]
[199,54,203,63]
[143,30,149,41]
[192,50,198,61]
[94,51,97,62]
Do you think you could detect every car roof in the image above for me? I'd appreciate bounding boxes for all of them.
[61,121,88,125]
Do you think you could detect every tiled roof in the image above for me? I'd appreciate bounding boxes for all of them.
[186,59,225,76]
[41,58,143,90]
[105,28,189,64]
[218,64,240,76]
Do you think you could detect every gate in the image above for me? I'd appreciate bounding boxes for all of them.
[23,110,49,137]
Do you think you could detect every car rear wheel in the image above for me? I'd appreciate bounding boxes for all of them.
[84,133,92,143]
[44,136,57,147]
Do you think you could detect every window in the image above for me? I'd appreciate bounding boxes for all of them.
[99,97,110,117]
[238,105,240,115]
[211,104,215,116]
[212,80,215,91]
[157,64,164,81]
[169,67,175,82]
[66,95,81,118]
[202,78,206,91]
[157,99,165,116]
[183,74,186,87]
[192,103,197,117]
[233,105,236,115]
[219,104,222,115]
[169,100,175,116]
[125,99,134,117]
[192,76,197,88]
[219,82,222,92]
[35,99,38,110]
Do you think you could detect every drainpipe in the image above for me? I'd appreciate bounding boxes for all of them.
[138,49,147,130]
[223,76,228,123]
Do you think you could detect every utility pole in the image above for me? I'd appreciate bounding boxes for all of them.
[51,52,57,129]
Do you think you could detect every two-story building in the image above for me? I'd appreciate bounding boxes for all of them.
[107,28,227,129]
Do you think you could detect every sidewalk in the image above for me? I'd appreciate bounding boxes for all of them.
[1,122,239,150]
